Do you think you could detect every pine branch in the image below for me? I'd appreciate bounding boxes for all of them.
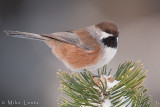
[57,61,159,107]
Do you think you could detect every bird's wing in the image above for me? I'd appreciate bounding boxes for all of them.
[41,32,94,51]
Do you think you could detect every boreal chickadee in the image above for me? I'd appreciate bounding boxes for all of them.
[4,21,119,72]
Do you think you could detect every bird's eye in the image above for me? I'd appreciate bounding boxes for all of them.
[105,29,111,34]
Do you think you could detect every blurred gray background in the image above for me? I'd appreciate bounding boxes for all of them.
[0,0,160,107]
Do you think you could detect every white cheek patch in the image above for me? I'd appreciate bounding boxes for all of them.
[100,32,113,40]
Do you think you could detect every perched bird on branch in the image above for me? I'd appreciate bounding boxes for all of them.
[4,21,119,72]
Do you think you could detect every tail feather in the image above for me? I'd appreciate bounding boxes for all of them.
[4,30,47,41]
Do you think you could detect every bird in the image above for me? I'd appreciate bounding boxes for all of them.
[4,21,119,72]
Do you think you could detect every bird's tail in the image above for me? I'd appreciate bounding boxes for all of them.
[4,30,48,41]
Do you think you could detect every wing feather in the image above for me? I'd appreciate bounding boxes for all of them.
[42,32,79,45]
[41,32,94,51]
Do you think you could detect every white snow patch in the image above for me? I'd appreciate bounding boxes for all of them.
[104,75,120,90]
[102,99,112,107]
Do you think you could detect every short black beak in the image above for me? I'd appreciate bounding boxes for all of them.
[113,34,118,37]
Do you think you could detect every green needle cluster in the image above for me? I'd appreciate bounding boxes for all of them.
[57,61,159,107]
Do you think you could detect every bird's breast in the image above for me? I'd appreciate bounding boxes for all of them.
[89,47,117,71]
